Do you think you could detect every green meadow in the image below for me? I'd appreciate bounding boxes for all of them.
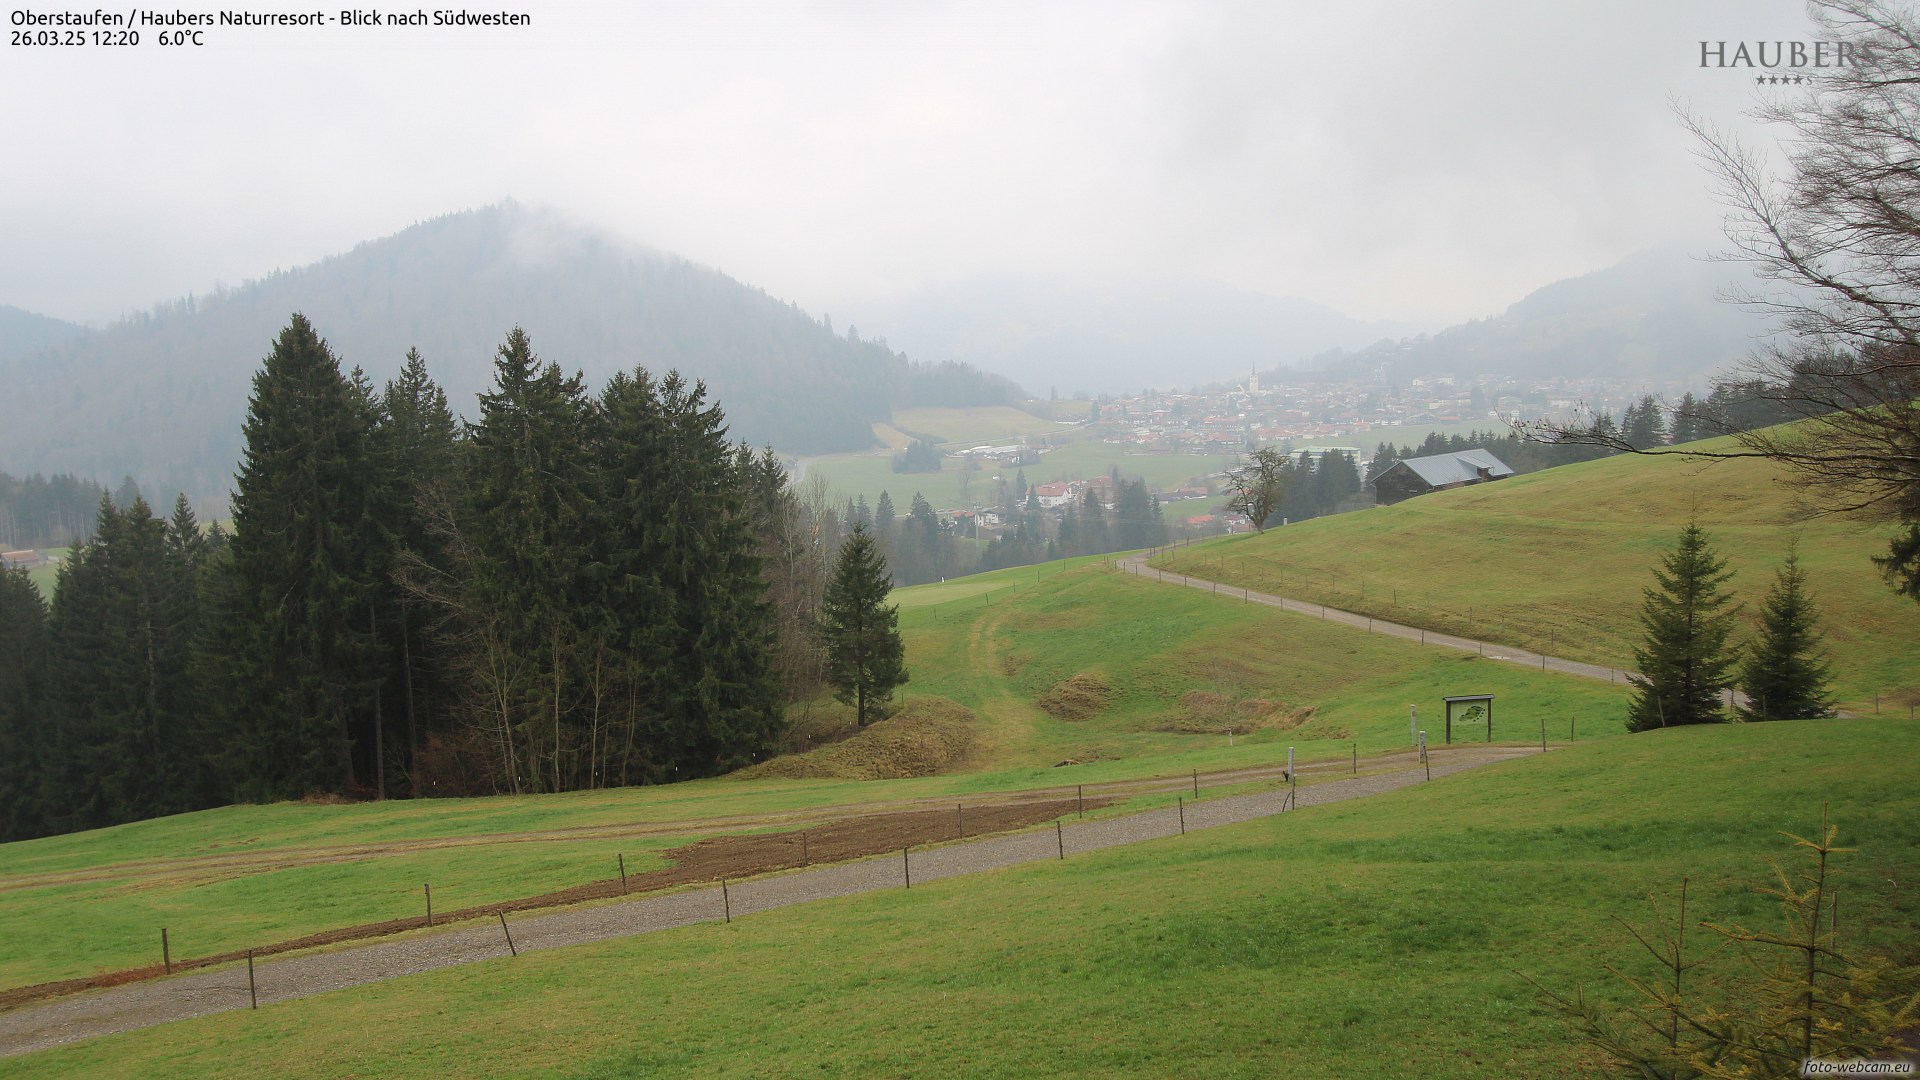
[11,719,1915,1078]
[1153,437,1920,713]
[898,563,1631,777]
[0,559,1627,990]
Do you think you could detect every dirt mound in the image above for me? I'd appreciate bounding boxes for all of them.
[1037,674,1115,721]
[1158,693,1316,734]
[737,697,977,780]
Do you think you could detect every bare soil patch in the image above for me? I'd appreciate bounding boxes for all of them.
[1037,673,1115,720]
[0,793,1097,1013]
[737,698,977,780]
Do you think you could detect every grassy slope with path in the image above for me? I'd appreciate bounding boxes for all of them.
[0,556,1627,990]
[900,562,1630,780]
[1152,436,1920,713]
[9,718,1916,1078]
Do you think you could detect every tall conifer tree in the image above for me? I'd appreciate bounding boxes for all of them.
[42,496,202,829]
[1739,551,1836,721]
[0,564,48,840]
[205,314,387,800]
[381,348,460,795]
[820,525,906,727]
[1627,523,1740,731]
[461,328,597,794]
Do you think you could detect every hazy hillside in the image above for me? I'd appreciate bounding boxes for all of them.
[0,205,1017,507]
[0,305,84,362]
[1315,247,1777,383]
[847,274,1414,395]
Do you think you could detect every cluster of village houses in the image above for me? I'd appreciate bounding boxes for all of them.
[925,370,1672,542]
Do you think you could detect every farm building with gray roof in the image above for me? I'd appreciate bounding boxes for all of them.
[1373,449,1514,504]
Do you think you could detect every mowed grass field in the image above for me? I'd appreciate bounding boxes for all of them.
[12,718,1916,1078]
[1153,437,1920,714]
[899,562,1632,779]
[0,559,1627,990]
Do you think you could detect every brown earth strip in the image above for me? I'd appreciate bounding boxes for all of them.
[0,795,1102,1013]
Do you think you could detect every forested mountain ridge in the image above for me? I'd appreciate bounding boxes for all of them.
[0,204,1017,508]
[0,304,85,362]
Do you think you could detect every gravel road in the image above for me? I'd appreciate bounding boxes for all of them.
[0,745,1537,1060]
[1119,553,1638,686]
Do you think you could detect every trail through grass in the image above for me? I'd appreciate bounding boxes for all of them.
[1153,438,1919,713]
[10,719,1914,1078]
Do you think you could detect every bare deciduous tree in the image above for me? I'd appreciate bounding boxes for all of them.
[1517,0,1920,600]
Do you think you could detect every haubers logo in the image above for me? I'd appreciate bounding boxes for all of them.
[1699,40,1870,84]
[1701,40,1865,72]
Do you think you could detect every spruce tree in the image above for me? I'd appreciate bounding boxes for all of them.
[205,314,387,801]
[1670,392,1707,445]
[42,496,202,830]
[1739,551,1837,721]
[660,375,782,774]
[0,564,48,840]
[820,525,906,727]
[1627,523,1740,731]
[460,328,597,794]
[381,348,460,795]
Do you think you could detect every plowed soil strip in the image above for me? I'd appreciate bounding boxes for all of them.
[0,797,1101,1013]
[0,747,1536,1059]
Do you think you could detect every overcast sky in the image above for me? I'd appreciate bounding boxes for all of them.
[2,0,1817,329]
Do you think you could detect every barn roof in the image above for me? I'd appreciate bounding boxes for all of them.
[1389,449,1514,487]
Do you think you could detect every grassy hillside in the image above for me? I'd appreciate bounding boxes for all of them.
[900,563,1631,776]
[12,719,1915,1078]
[0,560,1627,990]
[1153,439,1920,713]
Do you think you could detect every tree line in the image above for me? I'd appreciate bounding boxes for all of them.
[1367,381,1807,488]
[0,472,115,550]
[0,315,859,840]
[839,470,1170,584]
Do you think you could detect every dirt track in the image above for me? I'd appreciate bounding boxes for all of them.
[0,745,1540,1060]
[0,745,1465,1013]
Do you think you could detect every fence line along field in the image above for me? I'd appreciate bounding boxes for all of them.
[4,719,1913,1078]
[0,553,1631,993]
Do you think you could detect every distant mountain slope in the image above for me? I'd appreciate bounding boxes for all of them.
[847,275,1414,395]
[0,305,85,362]
[0,205,1014,506]
[1316,248,1776,383]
